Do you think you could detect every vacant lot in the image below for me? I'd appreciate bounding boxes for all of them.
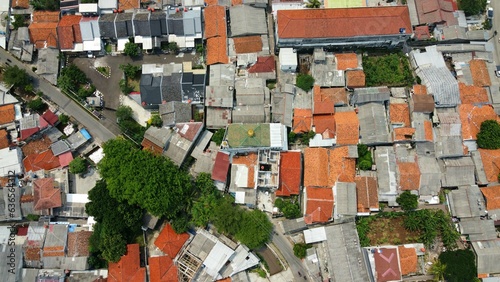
[257,247,283,275]
[365,216,420,246]
[363,53,414,87]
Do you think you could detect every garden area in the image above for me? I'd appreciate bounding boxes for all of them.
[57,64,97,101]
[362,53,414,87]
[119,63,141,94]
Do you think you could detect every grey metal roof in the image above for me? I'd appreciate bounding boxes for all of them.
[472,240,500,274]
[270,91,293,127]
[417,156,441,197]
[324,222,370,282]
[143,127,172,149]
[115,13,134,38]
[416,65,460,107]
[232,105,267,123]
[98,14,116,38]
[471,150,488,186]
[20,114,40,130]
[44,224,68,249]
[459,218,497,241]
[133,12,151,37]
[442,25,467,40]
[334,182,357,218]
[150,11,167,36]
[358,102,391,146]
[281,217,307,234]
[67,131,89,150]
[448,185,486,218]
[206,107,232,129]
[98,0,117,9]
[229,5,267,37]
[351,87,391,105]
[208,64,236,87]
[18,27,30,42]
[159,101,192,126]
[80,21,94,41]
[312,64,345,87]
[235,78,267,105]
[375,146,398,205]
[51,140,71,156]
[441,157,476,187]
[37,48,59,85]
[412,112,432,142]
[435,133,463,159]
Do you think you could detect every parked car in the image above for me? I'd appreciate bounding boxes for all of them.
[488,7,494,19]
[495,65,500,77]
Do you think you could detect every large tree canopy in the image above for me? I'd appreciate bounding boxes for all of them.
[97,138,193,218]
[58,64,87,93]
[3,65,30,89]
[477,120,500,149]
[458,0,487,16]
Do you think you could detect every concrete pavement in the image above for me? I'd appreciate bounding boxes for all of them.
[271,229,310,282]
[0,47,117,145]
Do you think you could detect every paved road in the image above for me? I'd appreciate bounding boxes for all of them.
[271,231,309,282]
[0,48,117,145]
[492,1,500,65]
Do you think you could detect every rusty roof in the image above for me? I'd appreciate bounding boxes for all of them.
[335,53,358,70]
[248,56,275,74]
[33,11,60,23]
[374,247,401,282]
[397,160,421,191]
[141,138,164,155]
[277,7,412,39]
[154,224,189,258]
[207,37,229,65]
[149,256,178,282]
[277,151,302,196]
[23,150,61,172]
[233,36,263,54]
[390,103,411,126]
[57,15,83,50]
[424,121,434,141]
[458,104,497,140]
[29,22,59,48]
[346,70,366,88]
[67,231,92,257]
[305,187,333,224]
[304,147,355,188]
[232,152,258,188]
[398,246,417,276]
[119,0,140,10]
[204,5,227,39]
[393,127,415,142]
[0,104,15,125]
[411,94,435,113]
[412,84,427,95]
[108,244,146,282]
[313,85,347,114]
[0,129,9,150]
[481,185,500,211]
[458,82,489,105]
[313,114,335,139]
[13,0,30,8]
[470,59,492,87]
[33,178,62,211]
[479,149,500,183]
[354,176,378,213]
[24,246,41,261]
[335,111,359,145]
[21,135,52,156]
[212,151,230,183]
[292,108,313,133]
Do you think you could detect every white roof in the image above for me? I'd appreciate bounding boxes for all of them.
[89,147,104,164]
[269,123,287,149]
[304,227,327,244]
[79,3,98,13]
[66,194,90,203]
[0,147,23,177]
[233,164,249,188]
[83,37,102,51]
[117,38,129,52]
[98,0,117,9]
[279,48,298,66]
[203,241,235,280]
[234,191,246,204]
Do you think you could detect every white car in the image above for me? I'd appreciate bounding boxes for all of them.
[488,7,494,19]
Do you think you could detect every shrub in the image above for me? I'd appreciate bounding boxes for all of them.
[477,120,500,149]
[124,41,139,57]
[211,128,225,145]
[295,74,315,91]
[69,157,88,174]
[396,191,418,211]
[439,249,477,281]
[27,98,47,113]
[293,243,312,259]
[58,114,70,124]
[357,144,372,170]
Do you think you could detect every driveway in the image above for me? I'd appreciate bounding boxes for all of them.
[71,52,198,111]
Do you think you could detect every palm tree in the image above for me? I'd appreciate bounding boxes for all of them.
[429,259,446,282]
[305,0,321,8]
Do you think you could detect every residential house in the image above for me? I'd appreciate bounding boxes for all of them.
[350,86,391,105]
[181,62,206,104]
[458,83,489,105]
[311,50,346,87]
[441,157,476,188]
[472,240,500,277]
[37,48,60,85]
[335,111,359,145]
[397,158,421,191]
[373,247,402,282]
[410,93,435,113]
[0,129,9,150]
[79,3,99,15]
[459,104,497,151]
[211,151,231,186]
[276,151,302,197]
[23,150,61,173]
[354,176,379,216]
[33,178,63,215]
[358,102,391,145]
[481,186,500,224]
[275,7,412,49]
[222,123,288,151]
[98,0,117,13]
[149,255,178,282]
[270,84,295,127]
[0,104,16,128]
[375,146,398,206]
[57,15,83,52]
[23,221,47,268]
[207,35,229,65]
[470,59,492,87]
[139,63,183,109]
[248,56,276,80]
[19,114,42,141]
[418,155,441,203]
[279,48,297,71]
[229,5,267,37]
[434,112,464,158]
[459,218,497,242]
[333,182,357,220]
[0,147,23,176]
[29,11,60,49]
[233,78,270,123]
[108,244,146,282]
[159,101,192,127]
[447,185,486,218]
[304,186,334,224]
[346,70,366,88]
[119,0,140,10]
[80,17,102,52]
[230,152,258,205]
[67,230,92,257]
[479,149,500,183]
[292,108,312,134]
[166,7,202,49]
[41,224,68,268]
[154,224,190,258]
[205,64,235,129]
[411,0,459,26]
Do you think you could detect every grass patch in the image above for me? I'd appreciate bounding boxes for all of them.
[363,53,414,87]
[96,66,110,77]
[127,77,141,92]
[105,44,112,53]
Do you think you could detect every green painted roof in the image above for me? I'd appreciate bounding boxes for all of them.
[226,123,270,148]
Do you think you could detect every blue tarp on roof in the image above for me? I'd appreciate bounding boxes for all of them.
[80,128,91,140]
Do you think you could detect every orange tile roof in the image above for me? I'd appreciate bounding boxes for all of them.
[57,15,83,50]
[29,22,59,48]
[205,0,219,5]
[0,129,9,150]
[313,86,347,114]
[398,246,418,276]
[355,176,378,213]
[231,0,243,5]
[0,104,15,125]
[303,147,355,188]
[479,149,500,183]
[335,53,358,70]
[292,108,313,133]
[33,178,62,211]
[277,151,302,196]
[305,187,334,224]
[248,56,275,74]
[108,244,146,282]
[313,114,335,138]
[397,161,421,191]
[412,84,427,95]
[233,36,263,54]
[32,11,60,23]
[232,152,258,188]
[390,103,411,126]
[204,5,226,39]
[154,224,189,258]
[277,7,412,39]
[459,104,497,140]
[119,0,140,10]
[207,37,229,65]
[424,121,434,141]
[149,256,178,282]
[12,0,30,8]
[346,70,366,88]
[393,127,415,142]
[21,135,52,156]
[329,146,356,184]
[23,150,61,172]
[470,59,492,87]
[459,82,489,105]
[335,111,359,145]
[481,185,500,211]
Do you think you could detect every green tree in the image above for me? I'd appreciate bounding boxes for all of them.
[293,243,311,259]
[211,128,226,145]
[13,14,27,30]
[236,209,273,249]
[3,65,30,89]
[30,0,60,10]
[58,113,70,124]
[403,211,421,232]
[396,191,418,211]
[168,42,179,54]
[305,0,321,8]
[119,63,141,79]
[119,79,134,95]
[58,64,87,92]
[439,250,477,281]
[458,0,487,16]
[149,114,163,128]
[477,120,500,149]
[77,84,96,99]
[124,42,139,57]
[100,229,127,262]
[116,105,133,121]
[27,98,47,113]
[357,144,373,170]
[274,198,301,219]
[295,74,315,91]
[429,259,446,282]
[191,193,219,227]
[212,195,243,235]
[69,157,87,174]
